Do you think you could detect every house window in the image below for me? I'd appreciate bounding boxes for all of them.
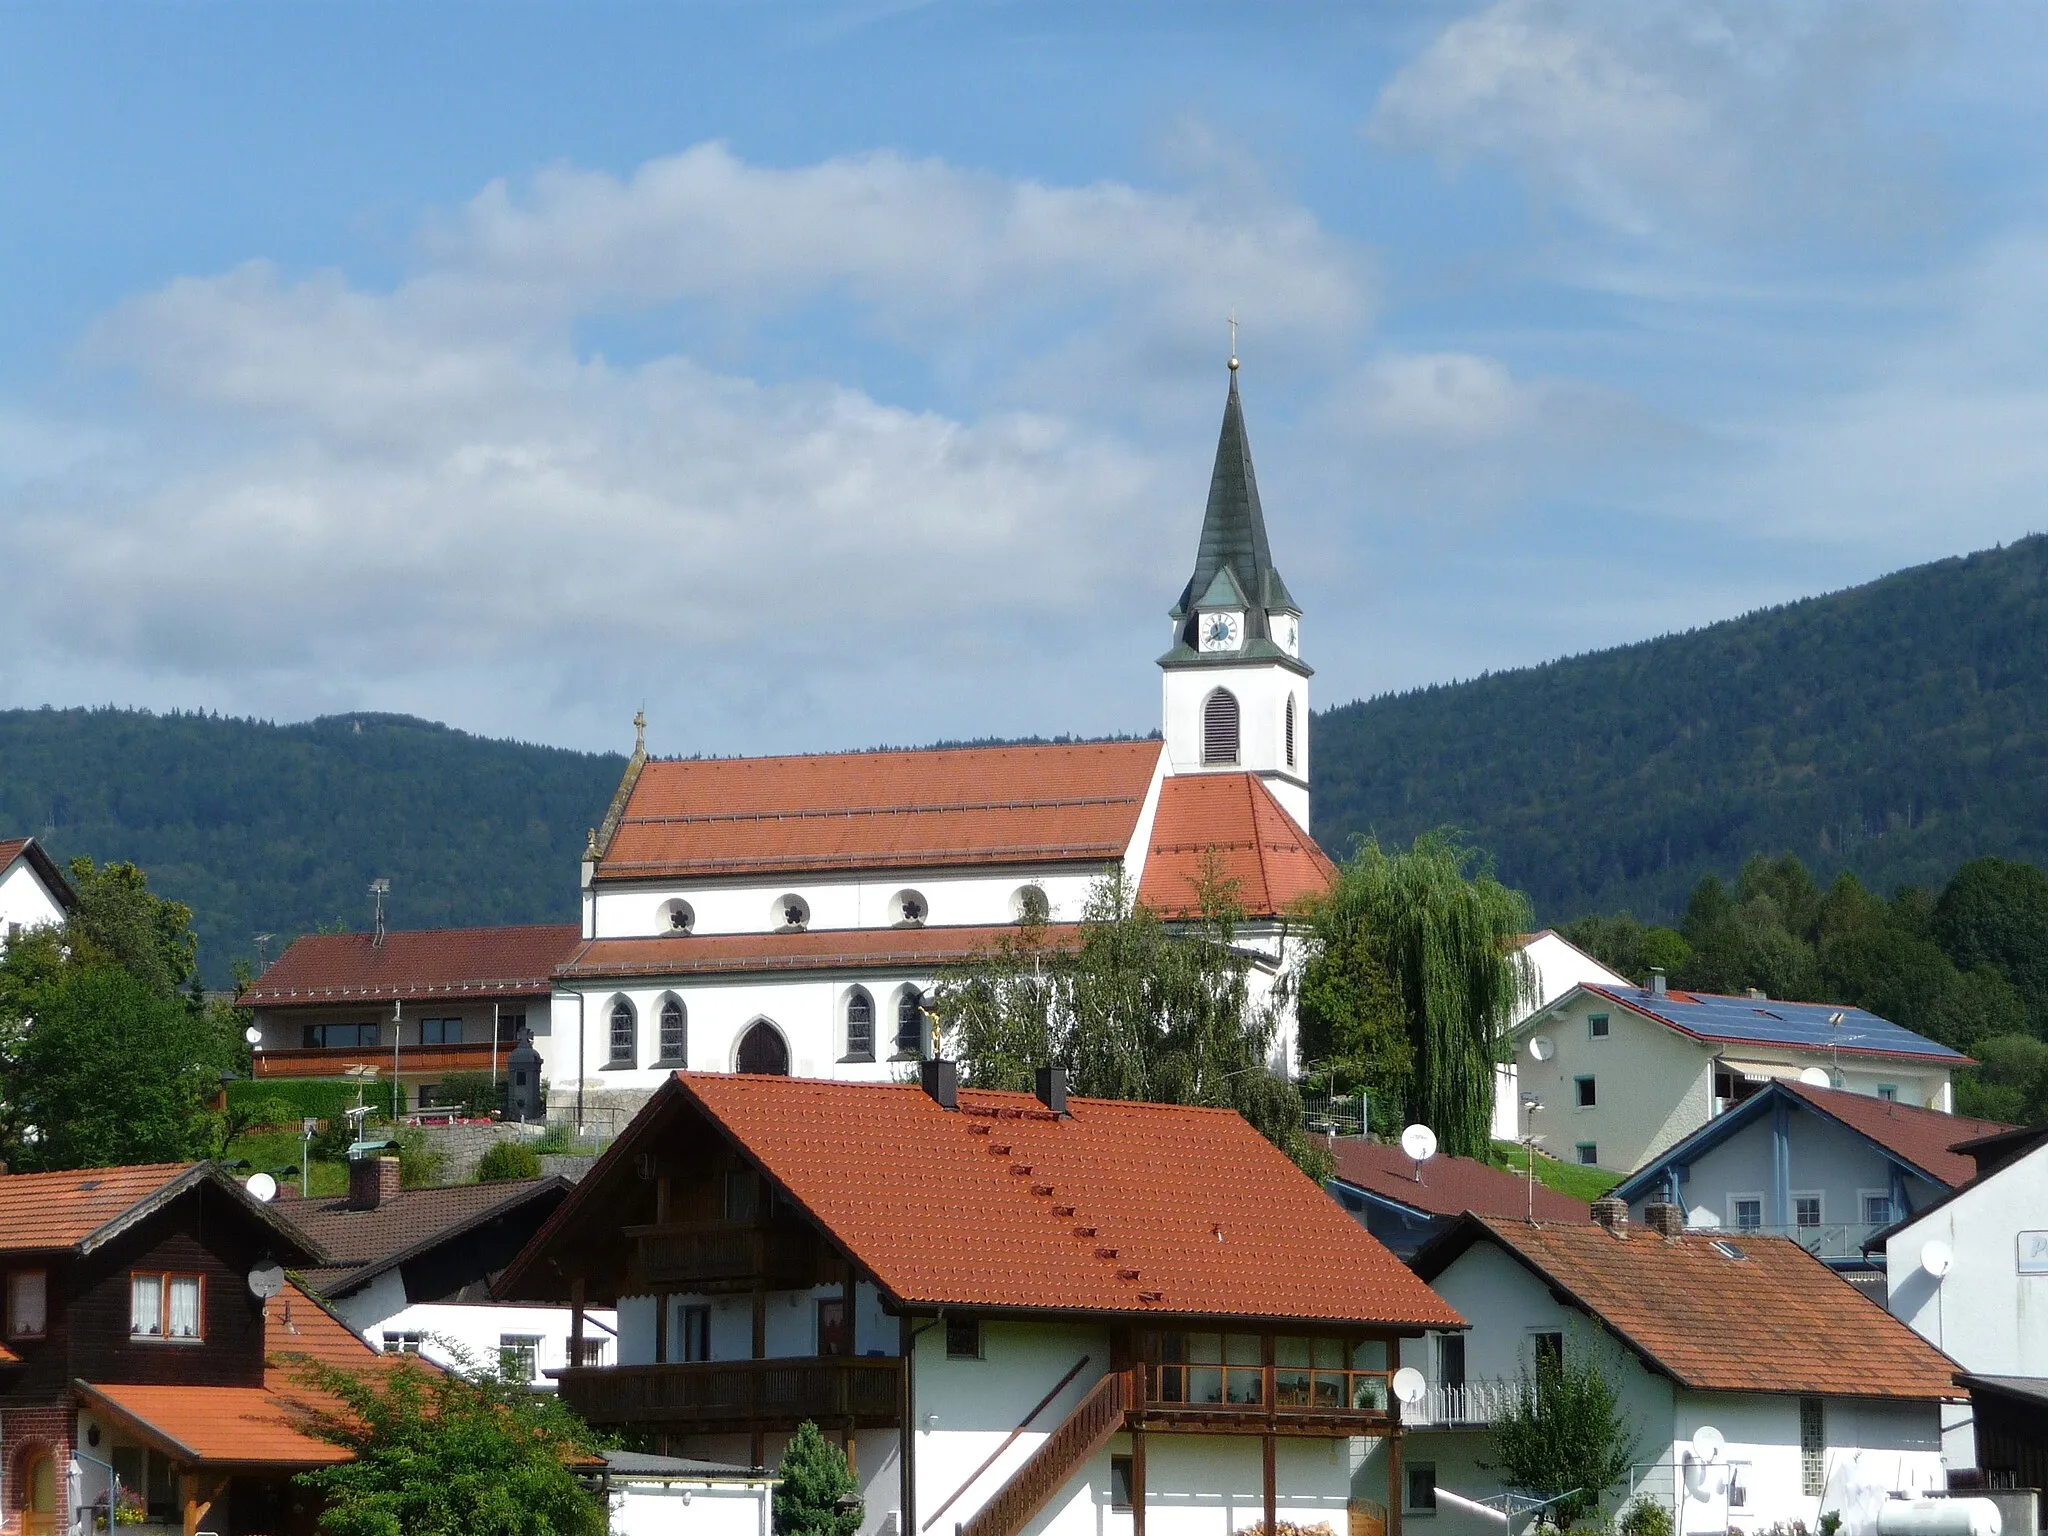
[1405,1463,1438,1514]
[657,996,686,1064]
[1861,1193,1894,1228]
[677,1303,711,1362]
[1733,1195,1764,1233]
[303,1022,379,1049]
[382,1331,424,1355]
[131,1273,203,1340]
[946,1316,983,1359]
[818,1298,850,1357]
[844,990,875,1063]
[1728,1468,1748,1508]
[1531,1332,1563,1372]
[1877,1084,1898,1102]
[6,1270,47,1338]
[1794,1194,1824,1230]
[499,1334,542,1383]
[1800,1397,1825,1495]
[894,988,925,1061]
[1285,695,1297,769]
[1575,1075,1596,1108]
[1436,1332,1466,1391]
[608,997,636,1066]
[496,1010,525,1042]
[420,1017,462,1045]
[1110,1455,1135,1510]
[1202,689,1240,765]
[1588,1013,1609,1039]
[1575,1142,1598,1166]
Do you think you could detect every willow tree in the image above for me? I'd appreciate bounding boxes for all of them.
[1299,832,1534,1157]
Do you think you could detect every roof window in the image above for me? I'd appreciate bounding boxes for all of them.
[1712,1240,1747,1261]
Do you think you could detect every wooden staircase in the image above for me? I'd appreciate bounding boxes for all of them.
[956,1367,1135,1536]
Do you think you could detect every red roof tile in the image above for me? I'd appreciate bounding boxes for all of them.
[244,924,581,1006]
[1137,774,1335,918]
[1327,1138,1591,1224]
[1781,1082,2010,1188]
[557,923,1085,981]
[595,743,1163,881]
[0,1164,198,1253]
[508,1074,1462,1330]
[1424,1217,1962,1400]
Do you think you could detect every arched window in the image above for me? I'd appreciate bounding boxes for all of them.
[657,995,686,1065]
[1285,694,1297,769]
[845,989,875,1063]
[608,997,637,1066]
[893,987,925,1061]
[736,1019,790,1076]
[1203,689,1240,766]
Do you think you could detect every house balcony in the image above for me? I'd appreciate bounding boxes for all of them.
[624,1220,818,1293]
[1723,1222,1887,1262]
[252,1041,503,1080]
[553,1356,902,1433]
[1398,1378,1523,1429]
[1131,1363,1395,1435]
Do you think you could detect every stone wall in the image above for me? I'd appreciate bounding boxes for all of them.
[417,1120,545,1184]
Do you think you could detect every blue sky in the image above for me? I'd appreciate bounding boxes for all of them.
[4,2,2046,758]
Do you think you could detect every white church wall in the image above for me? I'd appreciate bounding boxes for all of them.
[1160,664,1310,829]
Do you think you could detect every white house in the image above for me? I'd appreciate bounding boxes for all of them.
[1880,1122,2048,1471]
[498,1067,1465,1536]
[1508,978,1969,1173]
[1609,1080,2006,1277]
[1400,1204,1958,1536]
[0,835,75,947]
[542,364,1334,1124]
[1491,933,1632,1141]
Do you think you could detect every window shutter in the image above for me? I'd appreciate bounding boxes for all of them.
[1203,690,1240,765]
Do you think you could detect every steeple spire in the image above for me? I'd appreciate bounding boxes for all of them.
[1167,359,1297,649]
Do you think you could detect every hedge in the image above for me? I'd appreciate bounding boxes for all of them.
[226,1078,405,1125]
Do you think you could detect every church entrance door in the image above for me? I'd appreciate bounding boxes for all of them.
[735,1021,790,1076]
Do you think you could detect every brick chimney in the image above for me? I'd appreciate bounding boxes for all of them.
[348,1155,402,1211]
[1591,1197,1629,1235]
[1643,1201,1686,1238]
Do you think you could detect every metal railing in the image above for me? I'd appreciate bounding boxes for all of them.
[1399,1378,1524,1427]
[1723,1221,1888,1260]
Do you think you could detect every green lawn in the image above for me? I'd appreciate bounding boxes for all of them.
[1492,1141,1621,1202]
[226,1128,349,1197]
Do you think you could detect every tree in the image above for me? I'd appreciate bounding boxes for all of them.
[1954,1034,2048,1124]
[1556,913,1691,987]
[285,1350,604,1536]
[936,866,1330,1177]
[1934,858,2048,1033]
[1299,833,1534,1158]
[479,1139,543,1182]
[63,856,200,998]
[1488,1338,1639,1527]
[773,1421,862,1536]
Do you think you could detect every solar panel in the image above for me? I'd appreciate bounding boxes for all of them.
[1592,986,1966,1061]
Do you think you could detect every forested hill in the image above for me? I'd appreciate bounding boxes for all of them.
[0,709,622,984]
[1313,534,2048,924]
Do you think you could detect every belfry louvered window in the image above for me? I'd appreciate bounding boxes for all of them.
[1203,689,1240,765]
[1285,695,1297,768]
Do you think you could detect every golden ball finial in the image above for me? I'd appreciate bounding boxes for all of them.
[1228,354,1239,372]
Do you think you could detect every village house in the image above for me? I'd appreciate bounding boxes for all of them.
[1399,1202,1959,1536]
[1488,933,1631,1142]
[0,838,74,951]
[1610,1080,2007,1286]
[1507,978,1969,1172]
[1323,1138,1589,1260]
[495,1066,1464,1536]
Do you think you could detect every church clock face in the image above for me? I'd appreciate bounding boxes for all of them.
[1199,610,1244,653]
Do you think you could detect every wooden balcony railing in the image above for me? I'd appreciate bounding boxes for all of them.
[959,1367,1135,1536]
[624,1221,816,1293]
[253,1041,502,1079]
[1136,1364,1393,1429]
[554,1356,901,1432]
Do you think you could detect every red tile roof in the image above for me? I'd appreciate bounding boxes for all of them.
[595,742,1163,881]
[506,1074,1462,1330]
[556,923,1086,982]
[0,1164,197,1253]
[1420,1217,1963,1400]
[1781,1082,2010,1188]
[243,923,582,1006]
[1137,774,1335,918]
[1327,1138,1591,1224]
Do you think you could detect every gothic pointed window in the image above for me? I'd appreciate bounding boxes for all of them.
[893,987,925,1061]
[736,1019,790,1076]
[845,989,875,1063]
[657,995,686,1065]
[1203,689,1240,766]
[1285,694,1297,769]
[608,997,636,1066]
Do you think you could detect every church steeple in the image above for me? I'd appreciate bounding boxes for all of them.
[1167,365,1297,652]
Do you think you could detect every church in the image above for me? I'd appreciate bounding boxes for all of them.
[538,360,1335,1120]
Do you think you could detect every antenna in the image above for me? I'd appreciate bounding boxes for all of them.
[1528,1035,1555,1063]
[252,932,274,970]
[1400,1123,1438,1182]
[369,879,390,946]
[247,1259,286,1298]
[245,1173,278,1205]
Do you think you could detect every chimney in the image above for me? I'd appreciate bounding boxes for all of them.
[1648,968,1667,998]
[1035,1066,1069,1116]
[349,1155,402,1211]
[920,1058,959,1111]
[1591,1197,1629,1235]
[1643,1201,1686,1238]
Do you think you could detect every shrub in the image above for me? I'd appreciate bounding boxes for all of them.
[478,1139,543,1183]
[394,1127,445,1189]
[226,1077,377,1125]
[773,1422,861,1536]
[1619,1500,1673,1536]
[429,1071,504,1118]
[245,1096,303,1131]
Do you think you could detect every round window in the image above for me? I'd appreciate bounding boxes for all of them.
[773,894,810,932]
[892,889,928,927]
[659,899,695,934]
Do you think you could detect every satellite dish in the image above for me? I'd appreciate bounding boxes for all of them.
[1921,1240,1953,1279]
[245,1172,278,1204]
[1392,1366,1427,1405]
[1690,1426,1725,1462]
[1798,1066,1831,1087]
[1685,1208,1721,1230]
[1528,1035,1556,1063]
[244,1025,263,1046]
[1400,1124,1439,1163]
[247,1261,286,1300]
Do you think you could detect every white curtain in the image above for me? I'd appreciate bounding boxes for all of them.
[131,1274,162,1336]
[8,1271,45,1337]
[168,1277,201,1338]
